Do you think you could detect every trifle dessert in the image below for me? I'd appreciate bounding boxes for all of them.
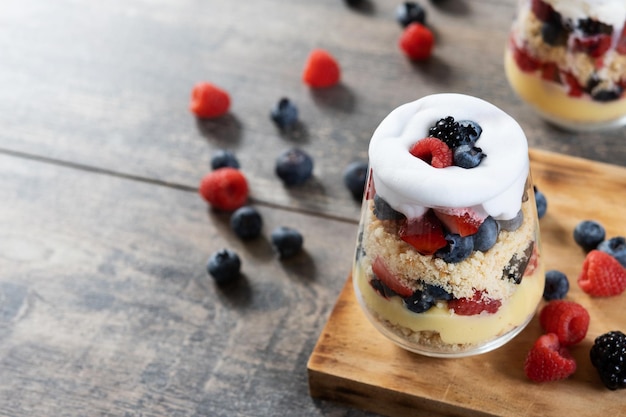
[352,94,544,357]
[505,0,626,130]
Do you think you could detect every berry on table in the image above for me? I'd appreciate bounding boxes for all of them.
[395,2,427,28]
[453,144,486,169]
[597,236,626,267]
[524,333,576,382]
[434,232,474,263]
[573,220,606,252]
[211,149,240,170]
[230,206,263,240]
[539,300,589,346]
[271,226,304,258]
[343,161,369,200]
[399,23,434,61]
[190,82,231,118]
[409,137,453,168]
[302,48,341,88]
[207,249,241,284]
[473,216,499,252]
[590,331,626,390]
[578,250,626,296]
[270,97,299,129]
[534,186,547,219]
[275,148,314,186]
[199,167,249,211]
[543,270,569,300]
[448,290,501,315]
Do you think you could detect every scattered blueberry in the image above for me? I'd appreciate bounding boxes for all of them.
[396,2,426,27]
[597,236,626,268]
[474,216,499,252]
[403,290,435,313]
[497,210,524,232]
[270,97,299,129]
[453,144,486,169]
[207,248,241,284]
[373,194,405,220]
[457,120,482,144]
[543,270,569,300]
[573,220,606,252]
[271,226,303,258]
[275,148,314,186]
[435,233,474,263]
[343,161,369,200]
[230,206,263,240]
[534,186,547,219]
[211,149,240,170]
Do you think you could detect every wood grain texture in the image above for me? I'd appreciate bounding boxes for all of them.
[308,149,626,417]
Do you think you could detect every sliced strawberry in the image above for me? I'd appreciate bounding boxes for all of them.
[512,44,541,72]
[409,137,453,168]
[531,0,555,22]
[399,210,448,255]
[617,25,626,55]
[447,290,501,315]
[541,62,561,83]
[434,208,485,237]
[562,71,584,97]
[371,256,413,297]
[578,250,626,297]
[539,300,590,346]
[573,35,612,58]
[302,49,341,88]
[524,333,577,382]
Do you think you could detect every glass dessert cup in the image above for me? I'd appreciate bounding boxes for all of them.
[505,0,626,131]
[352,94,545,358]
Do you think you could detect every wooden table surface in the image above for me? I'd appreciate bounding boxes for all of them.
[0,1,624,416]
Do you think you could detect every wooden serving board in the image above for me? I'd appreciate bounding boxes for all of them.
[307,148,626,417]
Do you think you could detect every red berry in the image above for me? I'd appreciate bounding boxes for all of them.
[447,290,501,316]
[399,23,434,60]
[409,137,453,168]
[540,62,561,83]
[573,35,612,58]
[524,244,540,277]
[562,72,584,97]
[617,25,626,55]
[578,250,626,297]
[190,82,231,118]
[539,300,590,346]
[302,49,341,88]
[531,0,555,22]
[199,167,249,211]
[512,44,541,72]
[371,256,413,297]
[524,333,577,382]
[399,210,448,255]
[433,209,484,237]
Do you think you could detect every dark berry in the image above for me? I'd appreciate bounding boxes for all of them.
[541,20,567,46]
[497,210,524,232]
[270,97,299,129]
[543,270,569,300]
[230,206,263,240]
[435,233,474,263]
[428,116,463,149]
[502,242,534,284]
[423,283,453,301]
[370,278,397,298]
[457,120,482,144]
[573,220,606,252]
[396,2,426,28]
[275,148,314,186]
[597,236,626,268]
[592,88,623,102]
[373,194,405,220]
[453,144,486,169]
[578,18,613,36]
[474,216,499,252]
[534,187,547,219]
[590,331,626,390]
[403,290,435,313]
[211,149,240,170]
[207,249,241,284]
[343,161,369,200]
[270,226,303,258]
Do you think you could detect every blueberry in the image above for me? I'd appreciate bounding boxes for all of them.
[598,237,626,268]
[457,120,482,144]
[403,290,435,313]
[270,97,299,129]
[474,216,500,252]
[343,161,369,200]
[534,187,547,219]
[373,194,405,220]
[396,2,426,28]
[592,88,623,102]
[435,233,474,263]
[271,226,303,258]
[423,283,453,301]
[541,20,567,46]
[211,149,240,170]
[573,220,606,252]
[207,249,241,284]
[370,278,397,298]
[275,148,314,186]
[230,206,263,240]
[497,210,524,232]
[543,270,569,300]
[453,145,486,169]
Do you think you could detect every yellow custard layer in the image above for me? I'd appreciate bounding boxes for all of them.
[504,50,626,130]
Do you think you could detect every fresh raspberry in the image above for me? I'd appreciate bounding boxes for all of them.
[190,82,231,118]
[399,210,448,255]
[199,167,249,211]
[399,23,434,61]
[524,333,577,382]
[448,290,501,316]
[511,43,541,72]
[409,137,453,168]
[372,256,413,297]
[539,300,590,346]
[302,49,341,88]
[578,250,626,297]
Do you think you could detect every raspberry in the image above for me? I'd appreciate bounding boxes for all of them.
[524,333,576,382]
[448,290,501,316]
[409,137,453,168]
[539,300,590,346]
[199,167,249,211]
[399,23,434,61]
[190,82,230,118]
[578,250,626,297]
[302,49,341,88]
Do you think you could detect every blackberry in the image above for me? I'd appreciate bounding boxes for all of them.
[590,331,626,390]
[428,116,463,149]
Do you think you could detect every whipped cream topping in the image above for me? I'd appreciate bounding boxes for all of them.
[544,0,626,31]
[369,94,529,221]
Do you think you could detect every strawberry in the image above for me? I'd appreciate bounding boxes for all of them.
[573,35,612,58]
[617,24,626,55]
[562,72,584,97]
[531,0,555,22]
[399,23,434,61]
[433,209,484,237]
[190,82,231,118]
[539,300,590,346]
[399,210,448,255]
[524,333,577,382]
[512,44,541,72]
[540,62,561,83]
[578,250,626,297]
[371,256,413,297]
[447,290,501,315]
[199,167,249,211]
[409,137,453,168]
[302,49,341,88]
